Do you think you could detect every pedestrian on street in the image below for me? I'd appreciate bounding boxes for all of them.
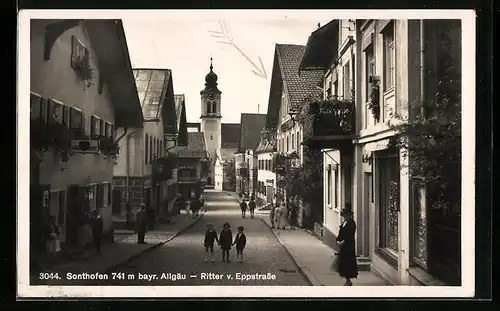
[288,197,298,230]
[136,204,148,244]
[219,222,233,263]
[90,209,103,254]
[248,197,256,219]
[270,201,277,229]
[45,215,60,262]
[200,195,206,212]
[203,223,218,263]
[240,199,247,218]
[275,201,286,230]
[233,226,247,263]
[176,194,186,215]
[336,206,358,286]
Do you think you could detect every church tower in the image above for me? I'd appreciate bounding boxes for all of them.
[200,58,222,185]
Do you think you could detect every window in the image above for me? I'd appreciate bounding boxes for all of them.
[69,107,84,132]
[365,46,375,101]
[30,92,43,121]
[291,134,295,151]
[207,102,211,114]
[343,62,351,99]
[286,136,289,152]
[212,102,217,114]
[333,80,339,99]
[296,131,300,153]
[90,115,101,138]
[149,138,153,163]
[99,119,105,137]
[333,167,338,208]
[105,122,111,138]
[71,35,89,69]
[102,182,111,209]
[48,99,63,124]
[327,168,332,206]
[377,155,400,255]
[87,185,97,214]
[145,134,149,164]
[96,184,104,209]
[411,179,427,269]
[383,22,395,90]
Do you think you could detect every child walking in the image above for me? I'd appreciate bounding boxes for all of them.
[240,200,248,218]
[219,222,233,262]
[204,223,218,263]
[233,226,247,263]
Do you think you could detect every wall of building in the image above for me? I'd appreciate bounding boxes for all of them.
[31,21,116,244]
[356,19,415,285]
[257,151,276,204]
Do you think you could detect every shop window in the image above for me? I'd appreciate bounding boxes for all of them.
[410,178,428,269]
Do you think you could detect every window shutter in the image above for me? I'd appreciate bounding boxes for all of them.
[30,93,42,120]
[62,105,70,128]
[40,98,49,124]
[110,124,115,140]
[105,122,111,138]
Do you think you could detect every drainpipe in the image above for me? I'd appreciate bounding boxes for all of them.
[126,128,142,224]
[420,20,426,117]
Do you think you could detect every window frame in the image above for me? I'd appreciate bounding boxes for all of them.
[382,22,395,91]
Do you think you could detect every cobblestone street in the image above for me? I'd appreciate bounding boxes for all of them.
[105,191,308,285]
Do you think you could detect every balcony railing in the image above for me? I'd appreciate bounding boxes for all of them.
[152,152,178,181]
[299,98,355,149]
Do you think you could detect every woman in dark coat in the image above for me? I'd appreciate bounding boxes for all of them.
[336,207,358,286]
[219,222,233,262]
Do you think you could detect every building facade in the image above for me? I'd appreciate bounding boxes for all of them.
[266,44,323,228]
[113,69,178,225]
[301,19,462,285]
[176,131,209,198]
[30,19,143,252]
[255,131,277,205]
[234,113,267,197]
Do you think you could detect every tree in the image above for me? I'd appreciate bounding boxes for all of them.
[389,23,461,216]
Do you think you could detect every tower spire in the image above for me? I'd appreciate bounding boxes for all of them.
[210,57,213,71]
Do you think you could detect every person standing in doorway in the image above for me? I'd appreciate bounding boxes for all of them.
[248,197,256,219]
[90,209,103,254]
[336,206,358,286]
[136,204,148,244]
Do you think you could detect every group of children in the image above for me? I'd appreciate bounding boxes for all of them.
[204,222,247,263]
[239,197,256,219]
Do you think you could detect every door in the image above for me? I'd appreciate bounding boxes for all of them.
[112,189,121,215]
[144,188,151,209]
[364,172,373,257]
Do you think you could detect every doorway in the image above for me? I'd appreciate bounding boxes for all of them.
[363,172,373,257]
[144,188,151,209]
[112,189,122,215]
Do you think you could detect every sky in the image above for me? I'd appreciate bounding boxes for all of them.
[122,11,335,123]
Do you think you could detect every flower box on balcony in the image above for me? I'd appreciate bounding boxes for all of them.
[152,152,178,181]
[299,99,356,149]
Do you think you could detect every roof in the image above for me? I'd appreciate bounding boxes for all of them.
[133,69,171,120]
[299,20,340,71]
[255,137,276,154]
[221,123,240,149]
[84,20,144,128]
[266,44,323,128]
[178,132,207,158]
[238,113,267,152]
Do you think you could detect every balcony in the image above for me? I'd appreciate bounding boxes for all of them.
[152,152,178,181]
[299,98,355,150]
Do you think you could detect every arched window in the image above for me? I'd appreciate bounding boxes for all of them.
[145,134,149,164]
[207,102,211,114]
[212,102,217,114]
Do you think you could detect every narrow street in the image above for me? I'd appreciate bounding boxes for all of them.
[105,190,309,285]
